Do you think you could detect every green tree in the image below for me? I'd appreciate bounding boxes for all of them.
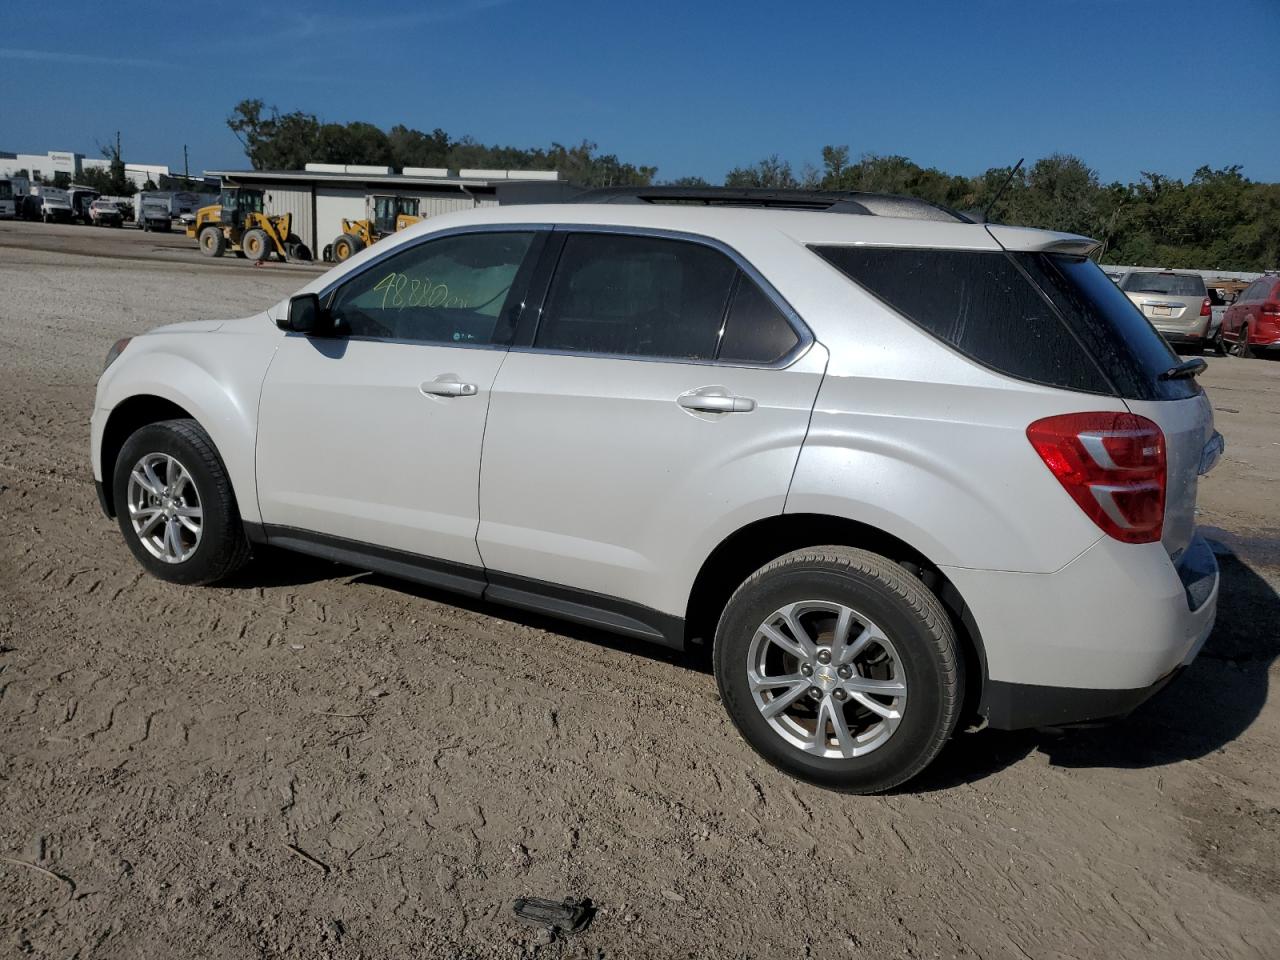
[724,155,798,188]
[228,99,320,170]
[388,124,450,169]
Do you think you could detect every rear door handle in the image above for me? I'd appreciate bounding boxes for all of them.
[677,390,756,414]
[419,376,478,398]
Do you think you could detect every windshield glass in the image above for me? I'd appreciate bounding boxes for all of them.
[1121,273,1205,297]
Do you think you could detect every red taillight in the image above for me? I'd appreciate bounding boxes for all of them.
[1200,297,1212,317]
[1261,301,1280,318]
[1027,412,1166,544]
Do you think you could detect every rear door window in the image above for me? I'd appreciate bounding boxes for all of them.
[535,233,737,360]
[717,274,802,364]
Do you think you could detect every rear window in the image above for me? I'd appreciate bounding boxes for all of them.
[1120,273,1206,297]
[811,246,1196,401]
[1017,255,1197,400]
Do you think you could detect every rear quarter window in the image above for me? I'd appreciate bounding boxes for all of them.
[810,246,1113,395]
[811,245,1196,401]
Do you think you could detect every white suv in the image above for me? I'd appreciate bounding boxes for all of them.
[90,188,1223,792]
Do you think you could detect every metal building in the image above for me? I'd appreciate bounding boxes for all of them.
[204,165,565,258]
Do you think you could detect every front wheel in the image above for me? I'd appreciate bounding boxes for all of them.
[112,419,250,585]
[1231,325,1254,359]
[714,547,963,793]
[241,228,270,262]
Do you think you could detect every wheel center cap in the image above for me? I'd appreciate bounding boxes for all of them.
[813,663,839,691]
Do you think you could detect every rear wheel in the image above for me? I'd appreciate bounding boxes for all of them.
[198,226,226,258]
[714,546,963,793]
[242,228,270,262]
[112,419,250,585]
[333,233,364,262]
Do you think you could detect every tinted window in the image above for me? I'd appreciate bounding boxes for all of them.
[812,246,1112,394]
[330,231,534,345]
[1243,279,1274,302]
[718,275,801,364]
[536,233,736,360]
[1017,255,1196,401]
[1120,273,1206,297]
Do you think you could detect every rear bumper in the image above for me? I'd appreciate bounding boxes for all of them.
[981,666,1185,729]
[945,530,1218,730]
[1160,331,1204,345]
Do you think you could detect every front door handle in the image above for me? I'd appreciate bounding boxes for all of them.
[677,390,756,414]
[420,376,478,398]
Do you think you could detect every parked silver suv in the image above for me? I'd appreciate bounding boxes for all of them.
[1119,269,1213,348]
[90,188,1222,792]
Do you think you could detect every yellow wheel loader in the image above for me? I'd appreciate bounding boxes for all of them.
[328,196,421,262]
[187,187,313,262]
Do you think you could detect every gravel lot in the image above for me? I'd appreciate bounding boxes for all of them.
[1,229,1278,959]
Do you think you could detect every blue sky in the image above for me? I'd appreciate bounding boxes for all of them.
[2,0,1277,183]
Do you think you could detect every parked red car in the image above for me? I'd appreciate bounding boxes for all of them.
[1221,275,1280,357]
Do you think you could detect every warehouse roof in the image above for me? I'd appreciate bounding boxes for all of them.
[205,168,561,191]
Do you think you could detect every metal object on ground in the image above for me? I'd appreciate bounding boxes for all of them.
[511,896,595,936]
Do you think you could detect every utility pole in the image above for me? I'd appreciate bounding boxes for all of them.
[183,144,189,180]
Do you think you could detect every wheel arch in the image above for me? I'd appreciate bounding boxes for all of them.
[684,512,988,722]
[98,395,197,516]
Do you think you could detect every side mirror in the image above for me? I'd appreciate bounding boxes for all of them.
[279,293,326,334]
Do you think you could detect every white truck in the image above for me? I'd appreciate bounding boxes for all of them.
[134,192,172,232]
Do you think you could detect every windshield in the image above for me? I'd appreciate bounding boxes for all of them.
[1121,273,1205,297]
[220,189,264,214]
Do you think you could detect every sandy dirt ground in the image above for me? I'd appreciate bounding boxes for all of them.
[1,232,1277,959]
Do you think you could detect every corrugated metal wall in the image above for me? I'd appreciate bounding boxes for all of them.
[417,193,483,218]
[263,185,314,252]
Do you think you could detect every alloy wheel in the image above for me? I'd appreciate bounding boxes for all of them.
[125,453,203,563]
[746,600,907,758]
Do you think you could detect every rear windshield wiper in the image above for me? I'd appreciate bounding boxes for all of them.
[1159,358,1207,381]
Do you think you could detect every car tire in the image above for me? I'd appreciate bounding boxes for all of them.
[714,546,963,794]
[1211,326,1228,356]
[242,228,270,262]
[333,233,364,262]
[112,419,251,586]
[199,226,226,258]
[1231,325,1253,359]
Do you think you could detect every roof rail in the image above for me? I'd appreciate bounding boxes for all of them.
[571,186,972,223]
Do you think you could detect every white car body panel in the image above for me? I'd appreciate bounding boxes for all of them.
[255,336,505,568]
[945,534,1217,690]
[476,343,828,617]
[786,373,1120,574]
[92,314,279,524]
